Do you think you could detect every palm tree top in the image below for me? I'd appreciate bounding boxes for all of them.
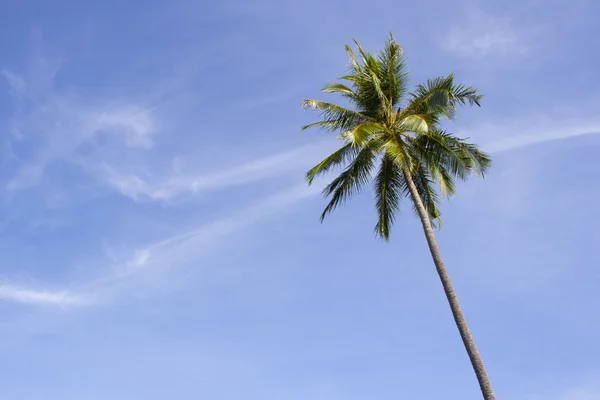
[302,34,492,240]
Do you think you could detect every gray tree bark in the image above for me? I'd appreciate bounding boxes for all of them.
[402,166,496,400]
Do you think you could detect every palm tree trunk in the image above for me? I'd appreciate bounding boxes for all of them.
[401,166,496,400]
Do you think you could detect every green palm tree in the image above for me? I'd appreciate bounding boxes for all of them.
[301,35,495,400]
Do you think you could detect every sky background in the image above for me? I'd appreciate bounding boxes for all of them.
[1,0,599,398]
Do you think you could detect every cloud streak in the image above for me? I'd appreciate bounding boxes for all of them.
[0,284,86,307]
[2,62,159,193]
[1,48,334,204]
[94,140,332,201]
[0,181,324,308]
[473,119,600,153]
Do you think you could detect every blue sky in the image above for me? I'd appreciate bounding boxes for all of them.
[1,0,599,398]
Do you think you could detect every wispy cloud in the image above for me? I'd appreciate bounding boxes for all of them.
[0,44,336,308]
[99,182,322,280]
[0,181,324,308]
[471,117,600,153]
[1,47,333,204]
[93,140,332,201]
[1,59,158,193]
[0,283,86,306]
[442,10,528,58]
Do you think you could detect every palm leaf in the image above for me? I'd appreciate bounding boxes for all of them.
[322,83,357,99]
[337,122,388,148]
[378,34,408,108]
[305,143,358,185]
[405,163,442,228]
[301,100,371,132]
[320,146,376,221]
[413,129,491,180]
[374,153,405,240]
[403,74,482,120]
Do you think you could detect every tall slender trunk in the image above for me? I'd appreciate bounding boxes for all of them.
[401,166,496,400]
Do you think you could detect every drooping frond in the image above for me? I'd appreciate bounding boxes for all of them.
[443,135,491,178]
[320,146,377,221]
[301,100,371,132]
[373,153,405,240]
[305,143,358,185]
[404,162,442,228]
[411,129,491,181]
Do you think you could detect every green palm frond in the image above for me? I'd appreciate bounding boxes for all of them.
[374,153,405,240]
[301,100,371,132]
[342,40,391,118]
[381,135,413,170]
[320,146,377,221]
[368,68,392,120]
[322,83,357,100]
[306,143,359,185]
[405,163,442,228]
[403,74,482,120]
[378,34,408,108]
[413,129,491,180]
[337,122,388,148]
[396,114,430,135]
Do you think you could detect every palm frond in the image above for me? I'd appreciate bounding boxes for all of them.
[396,114,430,135]
[322,83,357,100]
[374,153,405,240]
[378,34,408,108]
[337,122,388,148]
[403,74,482,120]
[404,163,442,228]
[382,135,414,172]
[340,39,393,118]
[305,143,358,185]
[412,129,491,180]
[301,100,371,132]
[320,146,376,221]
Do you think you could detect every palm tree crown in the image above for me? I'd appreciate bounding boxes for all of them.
[302,35,491,239]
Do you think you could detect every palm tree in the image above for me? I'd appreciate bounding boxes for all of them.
[301,35,495,399]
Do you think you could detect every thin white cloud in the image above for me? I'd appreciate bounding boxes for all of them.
[442,11,528,57]
[1,48,333,203]
[0,284,86,306]
[0,181,324,307]
[2,61,158,193]
[93,140,332,201]
[472,118,600,153]
[87,181,323,294]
